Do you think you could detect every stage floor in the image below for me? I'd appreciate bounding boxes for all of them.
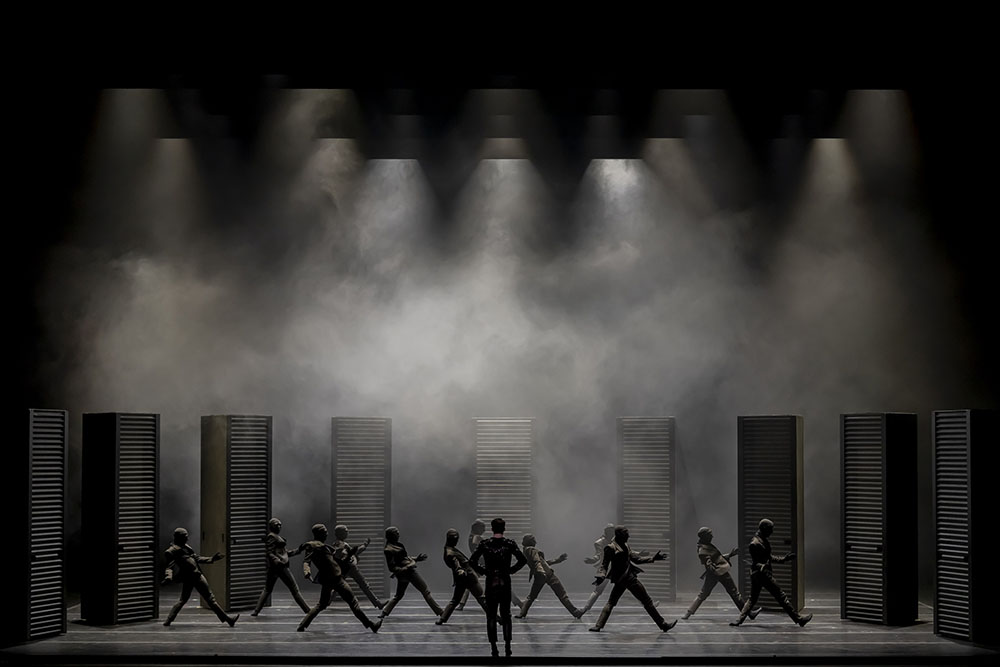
[3,592,996,665]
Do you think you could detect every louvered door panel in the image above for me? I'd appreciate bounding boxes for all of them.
[202,415,272,611]
[228,416,271,610]
[332,417,391,599]
[618,417,675,602]
[842,414,884,622]
[933,410,970,640]
[28,409,67,640]
[841,412,917,626]
[82,412,160,625]
[475,419,533,543]
[738,415,804,612]
[116,414,159,622]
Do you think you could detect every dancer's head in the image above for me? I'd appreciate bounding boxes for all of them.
[334,524,349,540]
[757,518,774,538]
[445,529,460,547]
[614,525,629,544]
[491,517,506,535]
[268,518,282,533]
[385,526,400,543]
[603,523,615,541]
[521,533,537,547]
[173,527,189,545]
[312,523,328,541]
[697,526,713,544]
[471,519,486,536]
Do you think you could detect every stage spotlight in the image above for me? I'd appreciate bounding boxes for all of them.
[838,90,918,196]
[478,138,530,160]
[646,89,731,138]
[368,114,426,159]
[258,89,363,167]
[646,90,755,211]
[583,115,627,158]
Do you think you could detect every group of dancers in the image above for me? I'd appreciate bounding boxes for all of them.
[161,516,812,656]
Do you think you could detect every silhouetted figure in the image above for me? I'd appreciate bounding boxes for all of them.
[459,518,523,611]
[437,529,490,624]
[683,526,759,620]
[380,526,443,618]
[731,518,812,627]
[332,524,384,610]
[471,517,528,657]
[161,527,239,627]
[517,534,583,619]
[251,518,310,616]
[589,525,676,633]
[297,523,382,633]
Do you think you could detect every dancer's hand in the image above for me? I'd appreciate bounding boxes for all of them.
[212,552,225,561]
[416,553,428,562]
[592,576,605,586]
[652,550,666,561]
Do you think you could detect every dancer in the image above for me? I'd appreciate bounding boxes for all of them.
[296,523,382,633]
[581,523,615,614]
[332,524,384,609]
[161,527,239,627]
[731,518,812,627]
[470,517,528,657]
[457,519,486,611]
[589,525,677,632]
[437,528,490,624]
[682,526,759,620]
[516,534,584,619]
[251,518,310,616]
[380,526,443,618]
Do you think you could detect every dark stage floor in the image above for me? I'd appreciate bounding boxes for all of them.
[3,592,996,665]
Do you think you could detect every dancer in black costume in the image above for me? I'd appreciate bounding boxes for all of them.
[470,517,528,657]
[251,518,310,616]
[161,527,239,627]
[682,526,759,619]
[589,525,677,632]
[516,533,584,619]
[460,518,522,611]
[296,523,382,633]
[437,528,490,624]
[731,518,812,627]
[332,524,384,609]
[380,526,443,618]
